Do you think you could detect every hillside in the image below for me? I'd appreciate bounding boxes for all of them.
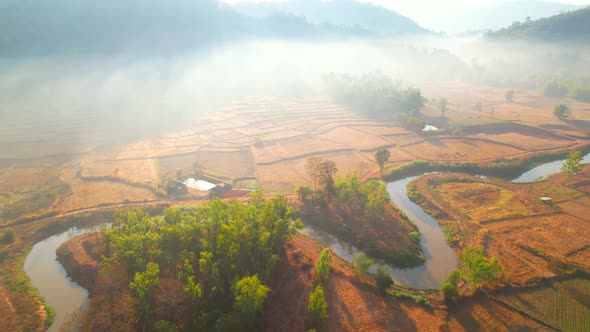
[439,0,583,34]
[486,6,590,41]
[0,0,366,56]
[231,0,429,35]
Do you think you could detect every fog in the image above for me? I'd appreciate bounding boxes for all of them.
[1,2,588,160]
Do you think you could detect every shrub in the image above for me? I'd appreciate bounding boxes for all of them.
[315,248,332,284]
[307,285,328,325]
[352,253,373,277]
[1,229,15,245]
[374,265,394,293]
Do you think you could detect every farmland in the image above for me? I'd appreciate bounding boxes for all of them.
[495,276,590,331]
[1,81,589,331]
[409,164,590,285]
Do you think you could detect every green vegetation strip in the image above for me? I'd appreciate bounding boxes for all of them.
[383,144,590,182]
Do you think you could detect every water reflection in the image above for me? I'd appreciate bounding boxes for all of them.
[24,225,108,332]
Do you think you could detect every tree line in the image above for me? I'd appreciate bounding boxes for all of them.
[323,72,426,131]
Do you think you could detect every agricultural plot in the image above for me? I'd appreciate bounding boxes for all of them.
[401,138,523,162]
[448,295,547,332]
[411,171,590,284]
[318,126,393,150]
[80,158,159,187]
[0,167,69,225]
[495,277,590,332]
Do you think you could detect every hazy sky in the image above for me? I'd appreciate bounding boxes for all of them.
[222,0,589,29]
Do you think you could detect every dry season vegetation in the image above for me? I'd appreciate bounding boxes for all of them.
[409,163,590,331]
[409,165,590,284]
[1,80,589,332]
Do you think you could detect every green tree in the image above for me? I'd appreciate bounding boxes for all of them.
[307,285,328,325]
[318,160,338,198]
[441,270,461,300]
[374,265,393,293]
[233,275,270,314]
[561,151,583,178]
[505,90,514,102]
[315,248,332,284]
[352,253,373,277]
[438,97,448,117]
[459,246,502,290]
[297,185,314,203]
[554,104,570,119]
[1,229,15,245]
[129,262,160,319]
[375,148,391,177]
[401,88,425,115]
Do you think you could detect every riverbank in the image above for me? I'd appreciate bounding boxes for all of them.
[0,205,167,332]
[407,165,590,285]
[383,143,590,182]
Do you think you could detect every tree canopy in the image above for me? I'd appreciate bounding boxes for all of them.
[562,151,584,178]
[554,104,570,119]
[375,148,391,177]
[98,195,302,330]
[459,245,502,290]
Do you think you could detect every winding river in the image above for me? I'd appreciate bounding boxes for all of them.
[24,152,590,331]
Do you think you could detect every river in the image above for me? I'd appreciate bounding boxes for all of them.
[24,152,590,330]
[23,225,108,332]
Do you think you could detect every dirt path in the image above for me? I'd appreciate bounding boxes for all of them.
[0,200,173,232]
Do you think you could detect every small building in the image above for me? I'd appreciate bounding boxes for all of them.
[540,197,552,204]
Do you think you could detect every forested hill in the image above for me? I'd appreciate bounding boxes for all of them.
[231,0,429,35]
[0,0,370,56]
[486,6,590,42]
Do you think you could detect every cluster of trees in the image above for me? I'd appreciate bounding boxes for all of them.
[536,75,590,102]
[298,164,390,223]
[442,245,503,300]
[92,195,302,331]
[323,72,426,130]
[486,7,590,42]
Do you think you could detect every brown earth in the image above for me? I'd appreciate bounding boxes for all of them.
[409,164,590,285]
[56,233,103,294]
[263,234,444,332]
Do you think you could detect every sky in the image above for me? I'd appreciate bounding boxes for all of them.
[221,0,589,30]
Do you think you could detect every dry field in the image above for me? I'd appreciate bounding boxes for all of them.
[411,165,590,285]
[3,83,590,212]
[422,82,590,138]
[448,295,547,332]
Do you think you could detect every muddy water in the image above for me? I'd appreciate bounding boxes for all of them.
[24,225,106,332]
[512,152,590,183]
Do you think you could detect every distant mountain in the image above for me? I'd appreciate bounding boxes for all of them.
[0,0,371,56]
[231,0,429,35]
[486,6,590,42]
[437,0,585,34]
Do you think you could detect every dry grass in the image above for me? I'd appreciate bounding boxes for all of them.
[57,168,157,211]
[401,138,523,162]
